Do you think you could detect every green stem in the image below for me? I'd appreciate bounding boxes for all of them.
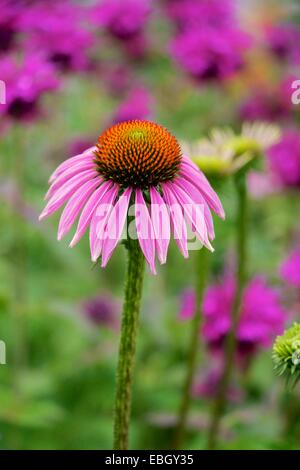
[207,173,247,450]
[113,239,145,450]
[173,248,209,449]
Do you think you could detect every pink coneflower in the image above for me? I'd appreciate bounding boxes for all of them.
[280,248,300,288]
[0,53,59,122]
[39,120,224,274]
[170,27,251,83]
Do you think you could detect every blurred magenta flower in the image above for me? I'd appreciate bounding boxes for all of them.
[239,76,295,122]
[20,1,94,72]
[164,0,234,32]
[266,24,300,64]
[178,288,196,320]
[112,87,153,124]
[39,120,224,274]
[82,295,119,329]
[202,276,286,361]
[0,1,20,54]
[0,53,59,122]
[170,27,251,83]
[193,364,243,402]
[280,248,300,288]
[91,0,152,40]
[267,130,300,189]
[179,275,286,363]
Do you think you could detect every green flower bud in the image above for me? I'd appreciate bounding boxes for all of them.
[272,323,300,388]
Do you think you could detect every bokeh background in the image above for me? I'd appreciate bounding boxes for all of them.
[0,0,300,450]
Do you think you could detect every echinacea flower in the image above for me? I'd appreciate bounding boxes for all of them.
[280,248,300,288]
[82,295,119,329]
[0,53,59,122]
[273,322,300,387]
[170,26,251,83]
[39,120,225,274]
[182,122,280,177]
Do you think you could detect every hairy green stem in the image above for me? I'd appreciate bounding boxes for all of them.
[173,248,209,449]
[207,174,247,450]
[113,239,145,450]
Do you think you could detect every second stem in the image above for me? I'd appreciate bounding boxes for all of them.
[207,173,248,450]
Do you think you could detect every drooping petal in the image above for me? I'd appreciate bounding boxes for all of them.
[135,189,156,274]
[39,170,97,220]
[101,187,132,267]
[89,185,119,261]
[162,183,188,258]
[167,181,214,251]
[180,156,225,219]
[49,147,96,183]
[70,181,115,247]
[46,160,96,200]
[174,176,215,240]
[57,178,100,241]
[150,187,170,264]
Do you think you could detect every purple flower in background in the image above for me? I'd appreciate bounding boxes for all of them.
[178,289,196,320]
[280,248,300,288]
[266,24,300,64]
[239,77,295,122]
[82,295,119,329]
[193,364,243,402]
[92,0,152,40]
[164,0,234,32]
[0,2,20,54]
[69,137,93,158]
[202,275,286,363]
[20,1,94,72]
[170,27,251,83]
[112,87,153,124]
[267,130,300,189]
[0,53,59,122]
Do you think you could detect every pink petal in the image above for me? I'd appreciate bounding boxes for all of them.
[135,189,156,274]
[39,170,97,220]
[46,159,96,200]
[174,176,215,240]
[162,184,188,258]
[180,156,225,219]
[167,181,214,251]
[89,185,119,261]
[150,187,170,264]
[101,187,132,267]
[49,147,96,183]
[70,181,115,247]
[57,178,100,241]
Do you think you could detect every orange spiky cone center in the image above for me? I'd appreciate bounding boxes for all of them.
[94,120,182,188]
